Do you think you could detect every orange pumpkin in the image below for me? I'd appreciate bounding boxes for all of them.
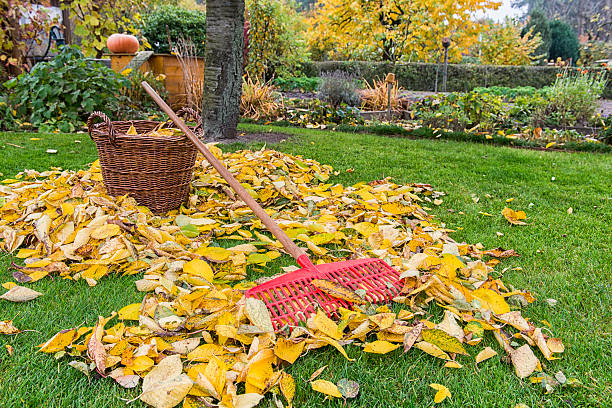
[107,34,139,54]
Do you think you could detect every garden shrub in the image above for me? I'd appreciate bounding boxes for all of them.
[0,94,17,130]
[4,46,124,132]
[142,6,207,55]
[549,20,580,63]
[283,99,363,127]
[414,91,507,131]
[318,71,361,108]
[245,0,309,80]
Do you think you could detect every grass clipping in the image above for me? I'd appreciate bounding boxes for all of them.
[0,145,564,406]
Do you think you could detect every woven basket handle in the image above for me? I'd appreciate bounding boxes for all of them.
[87,111,117,146]
[176,107,203,135]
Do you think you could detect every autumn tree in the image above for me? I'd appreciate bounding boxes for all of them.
[201,0,245,140]
[61,0,150,58]
[307,0,502,63]
[1,0,57,75]
[480,19,544,66]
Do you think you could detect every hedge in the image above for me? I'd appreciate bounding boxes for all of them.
[300,61,612,99]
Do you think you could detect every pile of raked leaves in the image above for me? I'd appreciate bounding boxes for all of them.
[0,144,565,407]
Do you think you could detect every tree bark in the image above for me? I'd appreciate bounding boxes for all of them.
[201,0,245,140]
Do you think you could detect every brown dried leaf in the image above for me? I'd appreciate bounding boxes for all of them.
[311,279,365,304]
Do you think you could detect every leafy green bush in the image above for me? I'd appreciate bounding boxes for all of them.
[246,0,309,80]
[283,99,363,127]
[143,6,206,55]
[273,76,320,92]
[414,91,507,131]
[4,46,124,132]
[508,94,547,124]
[533,68,608,126]
[318,71,361,107]
[0,94,17,131]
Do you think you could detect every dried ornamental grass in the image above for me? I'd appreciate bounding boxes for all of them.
[240,74,280,120]
[360,77,402,111]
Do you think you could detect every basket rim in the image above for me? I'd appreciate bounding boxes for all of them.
[90,119,202,142]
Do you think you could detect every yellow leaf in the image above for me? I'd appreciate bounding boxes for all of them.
[422,329,468,355]
[415,341,450,360]
[353,222,378,237]
[280,372,295,405]
[16,248,38,258]
[444,361,463,369]
[429,383,451,403]
[118,303,141,321]
[245,297,274,332]
[197,246,230,262]
[38,329,77,353]
[274,338,305,364]
[475,347,498,364]
[363,340,400,354]
[313,309,341,340]
[0,320,21,335]
[90,224,121,240]
[472,288,511,315]
[439,254,464,279]
[183,259,213,282]
[381,202,412,215]
[129,355,155,372]
[126,124,138,135]
[310,379,342,398]
[502,207,527,225]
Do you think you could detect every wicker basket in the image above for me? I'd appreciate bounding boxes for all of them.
[87,109,201,214]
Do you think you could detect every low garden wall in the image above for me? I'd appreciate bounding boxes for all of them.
[302,61,612,99]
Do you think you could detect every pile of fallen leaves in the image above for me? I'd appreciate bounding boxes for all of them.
[1,145,566,407]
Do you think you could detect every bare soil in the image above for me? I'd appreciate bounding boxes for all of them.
[220,132,293,144]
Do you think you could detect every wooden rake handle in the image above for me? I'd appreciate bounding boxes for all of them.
[141,82,313,268]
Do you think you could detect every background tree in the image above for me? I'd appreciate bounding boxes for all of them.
[522,9,550,64]
[307,0,502,63]
[480,19,543,65]
[549,20,580,63]
[202,0,245,140]
[513,0,611,42]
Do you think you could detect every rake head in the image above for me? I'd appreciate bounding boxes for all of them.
[245,258,403,331]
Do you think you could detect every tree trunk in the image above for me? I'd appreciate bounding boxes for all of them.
[201,0,245,140]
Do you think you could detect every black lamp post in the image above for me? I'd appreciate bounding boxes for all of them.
[442,37,451,92]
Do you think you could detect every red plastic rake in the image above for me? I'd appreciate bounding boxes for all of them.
[143,82,403,330]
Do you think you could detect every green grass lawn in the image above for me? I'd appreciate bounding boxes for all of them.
[1,125,611,408]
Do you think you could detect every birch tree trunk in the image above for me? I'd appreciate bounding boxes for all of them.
[201,0,245,140]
